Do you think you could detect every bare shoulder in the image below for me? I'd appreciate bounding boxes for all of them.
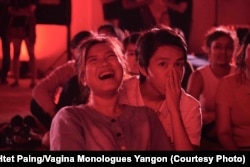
[181,90,200,107]
[186,69,204,96]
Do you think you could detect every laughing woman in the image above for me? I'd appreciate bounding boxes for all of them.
[50,36,173,151]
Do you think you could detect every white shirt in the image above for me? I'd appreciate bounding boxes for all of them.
[119,76,202,146]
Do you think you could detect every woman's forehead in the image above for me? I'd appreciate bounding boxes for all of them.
[87,43,113,54]
[211,36,234,44]
[152,45,185,59]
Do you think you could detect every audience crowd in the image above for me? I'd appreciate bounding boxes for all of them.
[0,0,250,151]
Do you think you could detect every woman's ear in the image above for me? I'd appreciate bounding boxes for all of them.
[80,72,87,86]
[138,65,148,76]
[80,78,87,86]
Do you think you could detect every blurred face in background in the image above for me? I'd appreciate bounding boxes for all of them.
[124,43,139,75]
[208,36,234,66]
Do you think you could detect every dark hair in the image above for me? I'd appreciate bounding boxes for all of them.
[70,31,94,49]
[10,115,23,127]
[202,26,237,53]
[98,24,118,38]
[235,26,250,45]
[122,32,141,51]
[236,31,250,71]
[23,115,36,128]
[136,27,187,83]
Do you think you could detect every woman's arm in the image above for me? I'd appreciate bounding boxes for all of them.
[215,80,238,150]
[32,62,76,118]
[186,70,215,124]
[216,104,237,150]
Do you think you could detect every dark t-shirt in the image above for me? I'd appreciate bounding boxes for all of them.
[9,0,37,27]
[168,0,192,41]
[119,1,155,33]
[0,0,10,32]
[102,0,122,20]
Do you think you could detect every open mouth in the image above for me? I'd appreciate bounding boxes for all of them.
[99,72,114,80]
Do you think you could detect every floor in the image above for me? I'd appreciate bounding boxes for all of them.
[0,78,33,124]
[0,77,49,150]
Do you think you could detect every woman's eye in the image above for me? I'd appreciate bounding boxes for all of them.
[176,62,184,67]
[214,45,233,51]
[107,54,117,59]
[214,45,222,49]
[87,58,97,63]
[126,51,135,56]
[226,46,234,51]
[159,62,166,67]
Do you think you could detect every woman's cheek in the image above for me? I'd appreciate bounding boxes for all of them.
[179,67,185,78]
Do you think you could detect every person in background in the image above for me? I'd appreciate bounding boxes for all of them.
[119,27,202,150]
[186,26,238,150]
[148,0,167,25]
[119,0,155,33]
[7,0,37,88]
[234,25,250,46]
[0,0,11,85]
[100,0,121,28]
[122,32,141,78]
[164,0,193,46]
[30,31,94,131]
[97,23,125,42]
[216,31,250,150]
[50,35,173,151]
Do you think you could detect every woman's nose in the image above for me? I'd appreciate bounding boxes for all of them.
[100,58,110,67]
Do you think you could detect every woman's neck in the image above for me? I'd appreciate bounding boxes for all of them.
[87,92,122,117]
[139,82,165,112]
[244,69,250,84]
[210,64,231,78]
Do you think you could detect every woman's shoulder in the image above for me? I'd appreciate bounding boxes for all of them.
[181,90,201,108]
[122,75,139,85]
[219,72,239,87]
[123,104,152,111]
[179,91,202,122]
[55,105,88,119]
[196,65,210,73]
[121,104,157,118]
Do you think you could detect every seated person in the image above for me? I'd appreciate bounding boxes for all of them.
[216,32,250,150]
[30,31,94,131]
[186,26,237,149]
[50,35,173,150]
[97,23,125,42]
[119,27,202,150]
[122,32,141,78]
[57,25,127,110]
[55,75,89,111]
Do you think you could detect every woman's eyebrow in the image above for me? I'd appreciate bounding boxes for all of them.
[86,55,97,60]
